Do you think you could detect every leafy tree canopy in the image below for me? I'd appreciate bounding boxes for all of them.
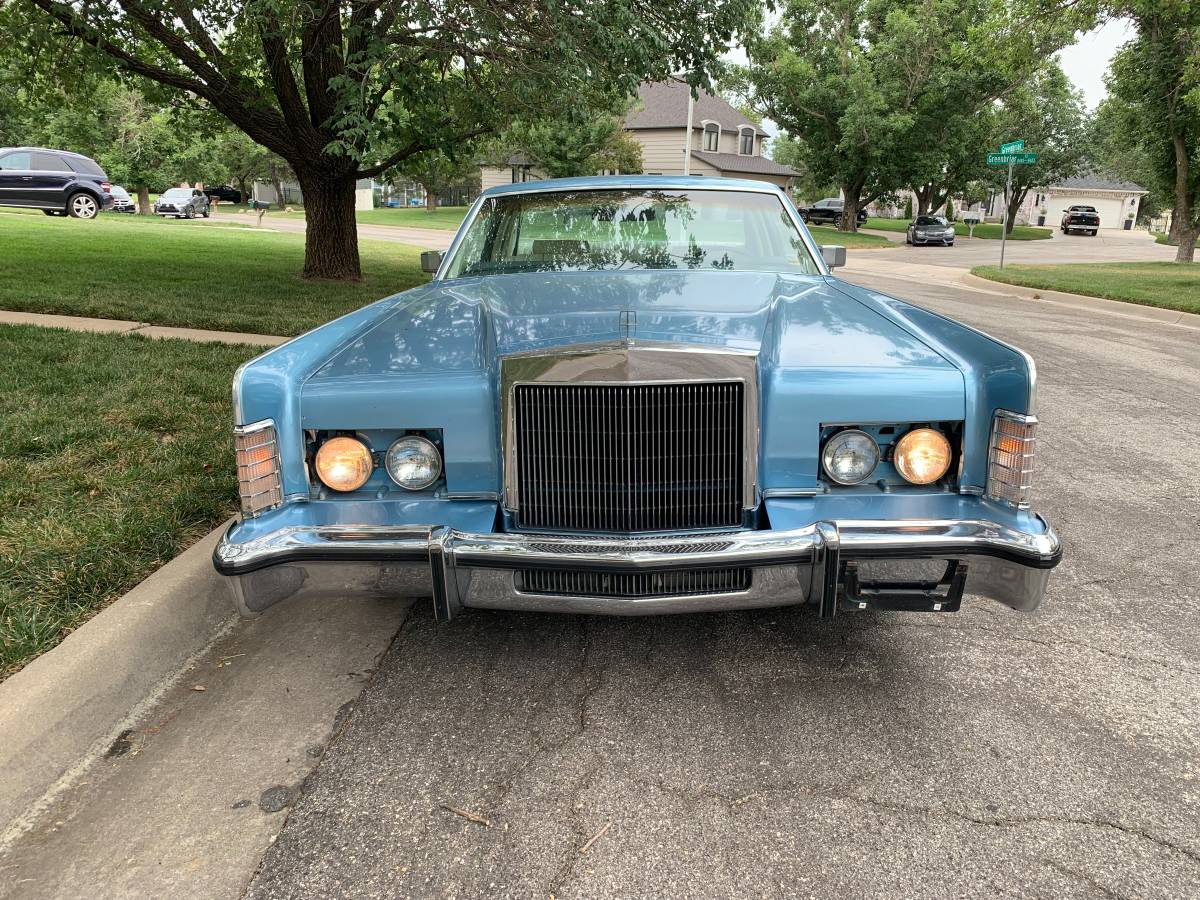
[739,0,1097,230]
[1100,1,1200,260]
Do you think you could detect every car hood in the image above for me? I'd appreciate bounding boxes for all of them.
[309,270,956,379]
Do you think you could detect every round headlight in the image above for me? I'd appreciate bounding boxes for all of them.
[385,436,442,491]
[822,429,880,485]
[894,428,952,485]
[314,436,373,492]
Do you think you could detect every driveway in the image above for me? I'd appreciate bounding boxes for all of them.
[206,212,454,251]
[241,275,1199,898]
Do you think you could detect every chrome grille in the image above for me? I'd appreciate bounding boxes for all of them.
[513,382,744,532]
[517,568,751,598]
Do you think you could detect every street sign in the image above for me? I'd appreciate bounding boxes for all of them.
[999,139,1025,154]
[987,152,1038,165]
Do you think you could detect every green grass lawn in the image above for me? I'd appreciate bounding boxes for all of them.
[1154,232,1178,246]
[864,216,1052,241]
[971,262,1200,314]
[0,212,428,336]
[246,204,470,231]
[0,326,258,677]
[806,224,894,248]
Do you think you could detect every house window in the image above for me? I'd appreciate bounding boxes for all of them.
[739,128,755,156]
[702,122,719,152]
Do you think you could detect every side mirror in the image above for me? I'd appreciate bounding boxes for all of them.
[821,245,847,269]
[420,250,443,274]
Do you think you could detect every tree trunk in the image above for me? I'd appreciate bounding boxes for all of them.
[913,183,934,217]
[295,170,362,281]
[1005,186,1029,234]
[237,177,250,206]
[136,185,151,215]
[839,181,864,231]
[1172,133,1197,263]
[423,184,439,211]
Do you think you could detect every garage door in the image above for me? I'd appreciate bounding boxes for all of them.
[1050,195,1124,230]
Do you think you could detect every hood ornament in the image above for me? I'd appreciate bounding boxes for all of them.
[619,309,637,339]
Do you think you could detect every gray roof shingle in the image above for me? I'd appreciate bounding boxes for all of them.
[1050,173,1147,193]
[626,81,767,136]
[690,151,799,177]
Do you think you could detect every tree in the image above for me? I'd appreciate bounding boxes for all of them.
[397,150,480,211]
[741,0,1095,231]
[984,64,1088,234]
[1102,3,1200,261]
[16,0,759,281]
[769,133,838,202]
[211,129,282,206]
[497,99,644,179]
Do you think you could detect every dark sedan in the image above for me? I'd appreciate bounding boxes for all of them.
[204,184,244,204]
[906,215,956,247]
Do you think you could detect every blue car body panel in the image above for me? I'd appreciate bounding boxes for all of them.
[230,175,1035,525]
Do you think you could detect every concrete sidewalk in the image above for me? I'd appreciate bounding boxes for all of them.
[207,212,455,251]
[0,310,287,346]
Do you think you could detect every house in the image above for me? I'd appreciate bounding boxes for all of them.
[480,81,799,191]
[872,172,1149,229]
[1007,173,1148,229]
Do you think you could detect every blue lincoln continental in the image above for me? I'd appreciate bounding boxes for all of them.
[214,176,1060,620]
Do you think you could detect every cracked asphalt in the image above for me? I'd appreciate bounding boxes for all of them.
[247,275,1199,899]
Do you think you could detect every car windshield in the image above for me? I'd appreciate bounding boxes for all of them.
[111,187,130,198]
[161,189,191,198]
[444,188,821,279]
[915,216,948,226]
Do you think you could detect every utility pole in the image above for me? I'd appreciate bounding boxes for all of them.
[682,85,694,176]
[999,159,1013,270]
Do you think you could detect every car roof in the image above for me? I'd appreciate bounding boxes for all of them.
[0,146,97,160]
[480,174,786,198]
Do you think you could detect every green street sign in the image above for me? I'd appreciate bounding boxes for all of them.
[987,152,1038,165]
[999,139,1025,154]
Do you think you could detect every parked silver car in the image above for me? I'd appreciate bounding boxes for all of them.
[154,187,210,219]
[906,215,956,246]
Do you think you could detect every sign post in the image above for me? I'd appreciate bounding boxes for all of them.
[987,143,1038,269]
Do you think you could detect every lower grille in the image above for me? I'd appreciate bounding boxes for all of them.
[514,382,744,532]
[516,568,751,599]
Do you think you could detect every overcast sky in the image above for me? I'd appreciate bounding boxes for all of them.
[1056,18,1136,110]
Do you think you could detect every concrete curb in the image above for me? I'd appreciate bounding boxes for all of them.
[0,523,236,842]
[961,273,1200,330]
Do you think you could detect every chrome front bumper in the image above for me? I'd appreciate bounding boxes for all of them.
[213,518,1062,620]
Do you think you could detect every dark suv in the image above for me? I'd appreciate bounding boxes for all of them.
[0,147,114,219]
[798,197,869,226]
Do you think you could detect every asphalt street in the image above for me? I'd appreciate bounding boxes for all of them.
[245,273,1200,898]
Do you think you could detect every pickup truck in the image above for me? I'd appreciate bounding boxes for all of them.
[798,197,868,227]
[1060,205,1099,235]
